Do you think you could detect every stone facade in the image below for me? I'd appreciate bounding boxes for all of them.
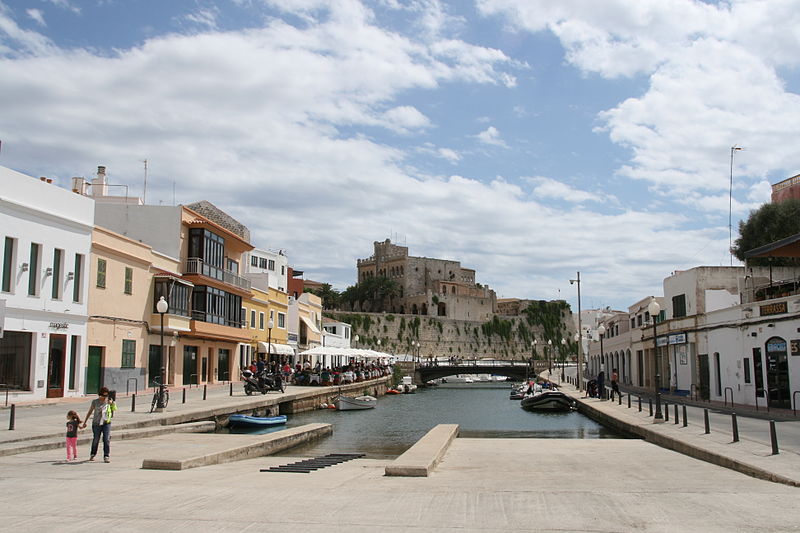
[356,239,496,321]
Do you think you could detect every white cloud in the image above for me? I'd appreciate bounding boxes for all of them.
[476,125,507,147]
[382,105,431,133]
[182,8,220,30]
[26,9,45,27]
[46,0,80,14]
[527,176,611,204]
[437,147,461,163]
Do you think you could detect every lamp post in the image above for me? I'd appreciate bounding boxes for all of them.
[267,319,274,367]
[547,339,553,376]
[574,333,580,385]
[560,338,567,383]
[569,272,583,390]
[156,296,169,411]
[729,145,743,266]
[597,324,606,397]
[648,298,664,421]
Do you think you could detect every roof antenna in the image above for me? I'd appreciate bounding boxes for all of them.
[142,159,148,204]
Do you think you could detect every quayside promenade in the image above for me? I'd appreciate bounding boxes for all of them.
[1,379,799,532]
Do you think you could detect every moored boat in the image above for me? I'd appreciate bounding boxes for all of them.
[520,388,575,411]
[335,395,377,410]
[227,414,288,428]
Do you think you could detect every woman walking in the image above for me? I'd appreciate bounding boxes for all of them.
[81,387,116,463]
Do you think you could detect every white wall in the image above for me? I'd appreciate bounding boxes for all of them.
[94,205,182,259]
[244,248,288,292]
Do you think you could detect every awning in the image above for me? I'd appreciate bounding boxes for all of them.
[300,315,320,334]
[153,270,194,286]
[257,342,295,356]
[743,232,800,259]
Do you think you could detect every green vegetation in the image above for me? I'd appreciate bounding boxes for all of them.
[733,198,800,266]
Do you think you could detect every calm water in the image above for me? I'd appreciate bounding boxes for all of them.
[221,383,628,459]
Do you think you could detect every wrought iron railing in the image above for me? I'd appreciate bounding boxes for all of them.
[184,258,251,291]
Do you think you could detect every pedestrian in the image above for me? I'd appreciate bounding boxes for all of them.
[611,368,621,401]
[597,370,605,400]
[81,386,117,463]
[65,410,82,462]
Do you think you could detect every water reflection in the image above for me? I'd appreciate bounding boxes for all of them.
[220,383,628,459]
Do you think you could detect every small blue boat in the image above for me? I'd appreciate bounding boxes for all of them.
[228,414,287,428]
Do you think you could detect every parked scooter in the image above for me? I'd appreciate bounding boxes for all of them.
[242,369,284,395]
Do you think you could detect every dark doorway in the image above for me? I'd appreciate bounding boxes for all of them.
[148,345,161,387]
[46,335,66,398]
[698,354,709,400]
[753,347,765,399]
[218,349,230,381]
[86,346,103,395]
[183,346,197,385]
[766,337,790,409]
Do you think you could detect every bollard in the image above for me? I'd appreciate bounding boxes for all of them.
[649,399,653,416]
[769,420,779,455]
[704,408,710,434]
[132,394,136,412]
[203,384,207,401]
[618,393,622,406]
[182,388,186,404]
[638,396,642,412]
[682,405,688,427]
[731,413,739,442]
[230,382,233,396]
[628,394,631,408]
[9,404,15,430]
[674,404,679,424]
[664,402,669,422]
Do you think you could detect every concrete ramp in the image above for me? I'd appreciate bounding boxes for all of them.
[141,423,332,471]
[385,424,458,477]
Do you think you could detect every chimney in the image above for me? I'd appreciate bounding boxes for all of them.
[92,165,108,197]
[71,177,88,195]
[39,177,47,182]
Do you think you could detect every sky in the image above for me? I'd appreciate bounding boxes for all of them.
[1,0,800,312]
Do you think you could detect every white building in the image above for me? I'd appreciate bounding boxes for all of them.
[244,248,288,293]
[322,318,352,349]
[0,166,94,402]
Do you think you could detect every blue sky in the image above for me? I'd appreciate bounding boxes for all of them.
[2,0,800,312]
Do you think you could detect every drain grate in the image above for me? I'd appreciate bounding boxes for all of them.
[261,453,365,473]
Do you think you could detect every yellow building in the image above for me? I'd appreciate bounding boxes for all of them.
[243,276,292,365]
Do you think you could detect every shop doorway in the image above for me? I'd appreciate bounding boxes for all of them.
[698,354,709,400]
[46,334,67,398]
[218,349,230,381]
[183,346,198,385]
[766,337,790,409]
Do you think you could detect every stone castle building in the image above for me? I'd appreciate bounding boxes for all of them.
[356,239,496,321]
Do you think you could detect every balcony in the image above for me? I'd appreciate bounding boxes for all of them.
[184,258,251,292]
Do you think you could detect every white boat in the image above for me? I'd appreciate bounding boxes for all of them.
[520,384,575,411]
[335,395,377,410]
[447,375,474,383]
[398,376,418,393]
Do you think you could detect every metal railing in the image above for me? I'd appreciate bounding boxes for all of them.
[184,258,251,291]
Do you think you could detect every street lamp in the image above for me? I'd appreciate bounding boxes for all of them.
[648,298,664,421]
[729,145,743,266]
[267,319,274,367]
[597,324,606,398]
[560,338,567,383]
[156,296,169,411]
[574,333,580,385]
[547,339,553,375]
[569,272,583,391]
[354,334,359,347]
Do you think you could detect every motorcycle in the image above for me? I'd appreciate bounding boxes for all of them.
[242,369,284,395]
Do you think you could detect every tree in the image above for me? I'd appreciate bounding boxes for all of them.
[339,276,399,312]
[305,283,341,310]
[733,198,800,266]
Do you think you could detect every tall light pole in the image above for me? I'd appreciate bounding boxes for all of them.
[597,324,606,398]
[547,339,553,376]
[569,272,583,390]
[648,298,664,422]
[267,319,274,368]
[574,332,580,386]
[729,145,743,266]
[156,296,169,411]
[560,338,567,383]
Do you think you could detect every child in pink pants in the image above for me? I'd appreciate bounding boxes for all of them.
[66,411,81,461]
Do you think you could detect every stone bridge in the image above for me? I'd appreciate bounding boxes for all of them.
[414,360,549,384]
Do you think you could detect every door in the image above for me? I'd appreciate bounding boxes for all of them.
[86,346,103,395]
[46,334,66,398]
[218,349,230,381]
[766,337,790,409]
[183,346,197,385]
[698,354,709,400]
[637,351,644,387]
[148,345,162,388]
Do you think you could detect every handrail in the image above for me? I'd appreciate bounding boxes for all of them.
[723,387,734,409]
[793,390,800,417]
[126,378,138,396]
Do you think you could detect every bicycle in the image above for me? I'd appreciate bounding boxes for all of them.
[149,378,170,413]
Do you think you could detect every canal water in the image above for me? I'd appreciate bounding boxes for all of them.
[223,383,629,459]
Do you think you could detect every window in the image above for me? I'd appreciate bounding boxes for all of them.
[753,348,765,397]
[714,352,721,396]
[259,257,268,269]
[250,309,256,329]
[191,285,240,326]
[28,243,40,296]
[2,237,14,293]
[52,248,63,299]
[72,254,83,303]
[268,259,275,271]
[240,307,246,328]
[122,339,136,368]
[281,265,285,275]
[124,267,133,295]
[153,279,190,317]
[188,229,225,280]
[251,256,258,267]
[278,312,285,328]
[672,294,687,318]
[96,258,106,288]
[259,312,265,330]
[743,357,751,384]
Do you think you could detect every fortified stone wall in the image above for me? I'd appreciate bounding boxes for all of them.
[325,310,577,362]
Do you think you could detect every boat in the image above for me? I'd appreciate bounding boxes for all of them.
[520,385,576,411]
[447,375,474,383]
[397,376,417,394]
[227,414,287,428]
[335,395,377,410]
[509,383,528,400]
[385,388,402,395]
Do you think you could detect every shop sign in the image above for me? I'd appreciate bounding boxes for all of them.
[288,333,298,342]
[668,333,687,345]
[656,336,668,347]
[676,344,688,365]
[767,340,787,352]
[791,339,800,356]
[760,301,788,316]
[49,322,69,330]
